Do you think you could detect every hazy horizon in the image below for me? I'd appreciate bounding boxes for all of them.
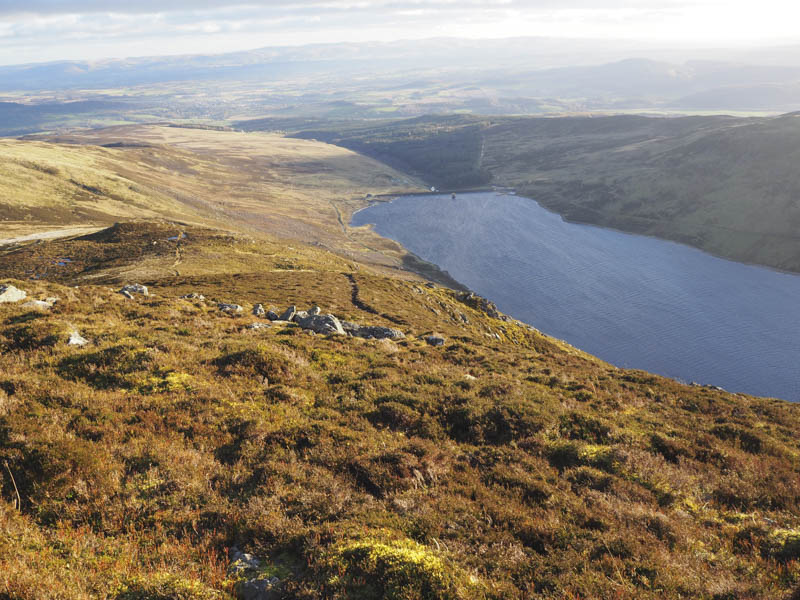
[2,0,799,66]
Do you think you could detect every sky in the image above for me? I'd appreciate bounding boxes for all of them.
[1,0,799,65]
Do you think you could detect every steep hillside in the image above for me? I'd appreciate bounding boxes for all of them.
[291,113,800,273]
[1,125,435,278]
[0,222,800,600]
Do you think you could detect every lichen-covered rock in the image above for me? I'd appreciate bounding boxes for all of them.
[181,292,206,301]
[294,313,346,335]
[341,321,405,340]
[120,284,149,297]
[219,303,244,314]
[0,284,27,304]
[308,306,321,316]
[253,304,266,317]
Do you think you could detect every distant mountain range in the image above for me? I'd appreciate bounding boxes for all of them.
[4,38,800,114]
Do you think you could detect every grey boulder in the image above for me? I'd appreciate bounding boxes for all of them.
[0,285,27,304]
[265,310,280,321]
[278,306,296,321]
[294,313,346,335]
[120,284,149,297]
[341,322,405,340]
[252,304,266,317]
[181,293,206,301]
[219,303,244,314]
[235,578,281,600]
[425,335,446,347]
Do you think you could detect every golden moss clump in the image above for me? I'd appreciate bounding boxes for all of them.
[325,536,484,600]
[114,573,222,600]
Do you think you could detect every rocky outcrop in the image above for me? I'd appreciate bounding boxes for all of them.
[455,291,509,321]
[293,313,346,335]
[278,306,297,321]
[219,303,244,314]
[120,284,149,298]
[0,285,27,304]
[341,321,405,340]
[228,547,282,600]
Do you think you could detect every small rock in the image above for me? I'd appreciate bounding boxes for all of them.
[308,306,321,316]
[425,283,436,289]
[68,331,88,346]
[181,293,206,301]
[0,285,27,304]
[464,374,477,381]
[247,322,271,330]
[22,300,52,310]
[120,284,148,297]
[120,290,134,299]
[253,304,266,317]
[425,335,445,347]
[292,310,309,322]
[219,303,244,314]
[294,313,346,335]
[341,321,405,340]
[278,306,296,321]
[235,578,281,600]
[265,310,280,321]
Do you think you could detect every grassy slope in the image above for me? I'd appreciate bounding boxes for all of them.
[290,113,800,273]
[1,127,799,599]
[0,222,799,599]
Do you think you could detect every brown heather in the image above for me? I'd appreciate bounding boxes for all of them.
[0,128,798,599]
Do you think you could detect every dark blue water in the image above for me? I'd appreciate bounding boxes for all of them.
[352,192,800,400]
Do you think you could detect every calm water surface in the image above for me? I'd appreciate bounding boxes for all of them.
[352,192,800,400]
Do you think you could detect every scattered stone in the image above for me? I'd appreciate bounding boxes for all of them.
[308,306,321,316]
[265,310,280,321]
[292,310,309,322]
[456,291,508,319]
[119,284,149,297]
[425,335,446,347]
[68,331,88,346]
[247,322,271,330]
[294,313,346,335]
[464,374,477,381]
[227,547,282,600]
[278,306,296,321]
[181,293,206,301]
[219,303,244,314]
[228,547,262,576]
[341,321,405,340]
[0,285,27,304]
[252,304,266,317]
[22,300,54,310]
